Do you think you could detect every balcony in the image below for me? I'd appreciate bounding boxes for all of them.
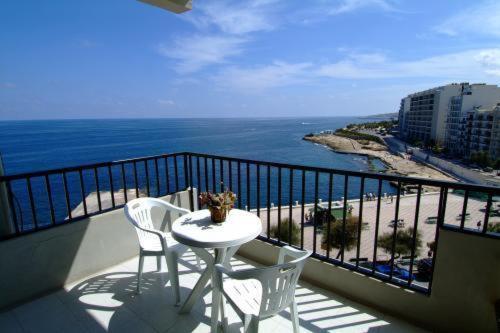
[0,248,426,333]
[0,152,499,332]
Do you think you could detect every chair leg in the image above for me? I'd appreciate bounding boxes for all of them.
[290,300,300,333]
[165,252,181,306]
[196,255,201,271]
[156,256,162,272]
[137,253,144,294]
[244,316,259,333]
[220,294,228,332]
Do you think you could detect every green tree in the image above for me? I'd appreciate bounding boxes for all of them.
[487,222,500,234]
[314,207,335,226]
[321,215,366,259]
[377,227,422,259]
[470,151,492,168]
[270,218,301,245]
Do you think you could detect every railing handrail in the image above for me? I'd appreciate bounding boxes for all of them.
[2,151,499,194]
[0,152,186,181]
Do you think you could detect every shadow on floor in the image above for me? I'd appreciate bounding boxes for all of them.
[64,269,207,332]
[1,254,426,333]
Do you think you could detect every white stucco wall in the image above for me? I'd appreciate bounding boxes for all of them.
[0,190,195,310]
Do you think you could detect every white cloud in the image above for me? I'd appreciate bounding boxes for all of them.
[212,48,500,93]
[158,0,404,74]
[158,35,246,73]
[158,1,279,73]
[213,61,312,92]
[78,39,97,48]
[317,49,500,80]
[328,0,397,15]
[434,1,500,37]
[157,99,175,105]
[186,0,279,35]
[1,82,16,88]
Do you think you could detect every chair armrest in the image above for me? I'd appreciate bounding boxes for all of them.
[278,246,311,265]
[135,224,165,241]
[167,206,191,215]
[214,264,265,281]
[158,198,191,215]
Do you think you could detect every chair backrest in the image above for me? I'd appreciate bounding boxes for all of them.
[124,197,189,250]
[257,248,311,318]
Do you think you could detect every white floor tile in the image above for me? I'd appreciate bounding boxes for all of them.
[3,254,427,333]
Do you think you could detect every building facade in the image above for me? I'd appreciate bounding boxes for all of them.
[398,83,500,147]
[487,104,500,161]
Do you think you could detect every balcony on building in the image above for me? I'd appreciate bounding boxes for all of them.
[0,152,499,333]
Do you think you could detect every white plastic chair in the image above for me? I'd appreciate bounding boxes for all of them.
[215,246,311,332]
[124,197,200,305]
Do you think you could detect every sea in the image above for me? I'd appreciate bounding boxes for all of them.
[0,117,395,229]
[0,117,385,174]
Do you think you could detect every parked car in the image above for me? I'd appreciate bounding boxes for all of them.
[417,258,433,281]
[375,264,414,280]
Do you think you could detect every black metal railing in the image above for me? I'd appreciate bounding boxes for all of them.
[0,152,189,236]
[1,152,499,295]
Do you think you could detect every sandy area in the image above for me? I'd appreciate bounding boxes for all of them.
[304,134,455,182]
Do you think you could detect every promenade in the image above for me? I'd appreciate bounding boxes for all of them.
[256,192,497,264]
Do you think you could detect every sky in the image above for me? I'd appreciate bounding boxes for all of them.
[1,0,500,120]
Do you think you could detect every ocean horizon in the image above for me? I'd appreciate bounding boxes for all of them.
[0,117,395,229]
[0,117,388,175]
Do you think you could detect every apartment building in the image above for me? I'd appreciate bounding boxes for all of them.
[398,83,500,146]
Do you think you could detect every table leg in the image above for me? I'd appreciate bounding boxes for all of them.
[223,245,240,269]
[179,245,240,331]
[211,248,226,333]
[179,247,214,314]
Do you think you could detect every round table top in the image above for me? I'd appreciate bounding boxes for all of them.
[171,209,262,249]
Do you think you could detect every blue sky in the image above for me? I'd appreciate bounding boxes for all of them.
[1,0,500,120]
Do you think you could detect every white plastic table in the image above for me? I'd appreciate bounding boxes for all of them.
[171,209,262,332]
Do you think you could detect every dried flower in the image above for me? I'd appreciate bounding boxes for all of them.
[199,183,237,208]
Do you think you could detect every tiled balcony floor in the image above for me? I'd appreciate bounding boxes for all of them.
[0,251,427,332]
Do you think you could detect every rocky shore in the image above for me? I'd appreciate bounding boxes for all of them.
[303,134,455,182]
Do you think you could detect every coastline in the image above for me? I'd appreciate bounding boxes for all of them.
[303,134,455,182]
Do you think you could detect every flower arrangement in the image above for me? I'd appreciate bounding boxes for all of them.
[199,185,237,223]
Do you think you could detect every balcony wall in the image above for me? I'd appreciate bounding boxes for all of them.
[0,189,194,310]
[239,229,500,333]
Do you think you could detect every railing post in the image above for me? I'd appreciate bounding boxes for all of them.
[187,154,195,212]
[0,156,15,237]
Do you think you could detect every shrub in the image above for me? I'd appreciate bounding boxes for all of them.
[321,215,366,258]
[270,218,301,245]
[313,207,336,226]
[377,227,422,259]
[487,222,500,234]
[469,151,492,168]
[334,129,385,145]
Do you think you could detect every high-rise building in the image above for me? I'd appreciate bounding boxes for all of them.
[490,104,500,161]
[398,83,500,146]
[455,105,500,160]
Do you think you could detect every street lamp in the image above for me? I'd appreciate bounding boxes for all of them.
[138,0,192,13]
